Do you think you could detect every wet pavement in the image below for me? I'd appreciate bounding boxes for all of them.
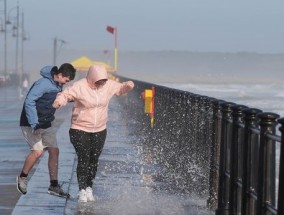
[2,86,213,215]
[0,87,32,215]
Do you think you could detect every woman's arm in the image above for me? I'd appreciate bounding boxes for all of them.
[53,86,77,109]
[116,80,135,95]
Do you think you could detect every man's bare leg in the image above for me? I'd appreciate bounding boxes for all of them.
[22,150,44,174]
[17,150,44,194]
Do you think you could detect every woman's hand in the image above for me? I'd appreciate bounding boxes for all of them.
[126,81,134,89]
[52,100,61,109]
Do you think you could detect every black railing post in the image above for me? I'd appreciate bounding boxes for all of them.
[208,99,221,209]
[257,112,279,215]
[277,118,284,215]
[153,87,166,163]
[241,108,262,215]
[229,105,248,215]
[216,102,235,215]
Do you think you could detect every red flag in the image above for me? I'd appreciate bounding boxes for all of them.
[106,26,115,34]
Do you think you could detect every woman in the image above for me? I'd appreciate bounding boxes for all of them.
[53,64,134,202]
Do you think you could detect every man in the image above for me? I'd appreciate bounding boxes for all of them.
[17,63,76,198]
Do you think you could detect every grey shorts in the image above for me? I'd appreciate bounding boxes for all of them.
[21,123,58,150]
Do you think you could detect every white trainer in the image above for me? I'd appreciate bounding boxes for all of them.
[78,189,87,203]
[16,176,27,195]
[86,187,95,202]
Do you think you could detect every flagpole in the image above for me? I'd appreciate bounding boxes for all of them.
[114,27,118,72]
[106,25,118,72]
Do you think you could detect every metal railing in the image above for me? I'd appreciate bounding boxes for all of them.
[116,75,284,215]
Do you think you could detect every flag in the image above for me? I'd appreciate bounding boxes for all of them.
[106,26,115,34]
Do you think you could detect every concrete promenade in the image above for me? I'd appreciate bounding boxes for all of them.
[10,95,213,215]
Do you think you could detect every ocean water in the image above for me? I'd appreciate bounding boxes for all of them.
[160,82,284,118]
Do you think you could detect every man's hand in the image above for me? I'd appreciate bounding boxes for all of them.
[32,129,42,135]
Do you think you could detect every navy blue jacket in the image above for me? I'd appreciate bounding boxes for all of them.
[20,66,62,130]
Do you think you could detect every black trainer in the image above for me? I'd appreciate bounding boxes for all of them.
[47,184,70,198]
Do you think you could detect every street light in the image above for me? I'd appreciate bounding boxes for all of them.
[1,1,28,87]
[53,37,66,66]
[106,25,118,72]
[6,4,19,78]
[6,3,19,25]
[0,18,4,32]
[4,0,7,83]
[20,10,30,79]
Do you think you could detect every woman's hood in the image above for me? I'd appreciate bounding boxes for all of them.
[86,64,108,88]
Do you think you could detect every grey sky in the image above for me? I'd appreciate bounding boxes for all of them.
[3,0,284,53]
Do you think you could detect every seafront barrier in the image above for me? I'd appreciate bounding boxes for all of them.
[116,75,284,215]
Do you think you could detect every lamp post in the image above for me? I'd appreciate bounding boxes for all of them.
[21,10,24,77]
[53,37,66,66]
[106,25,117,72]
[2,2,27,86]
[4,0,7,83]
[20,10,29,79]
[0,0,8,99]
[6,3,20,84]
[0,18,4,32]
[0,0,11,85]
[0,18,5,76]
[14,4,19,78]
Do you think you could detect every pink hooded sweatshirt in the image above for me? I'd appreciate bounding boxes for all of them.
[53,64,134,132]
